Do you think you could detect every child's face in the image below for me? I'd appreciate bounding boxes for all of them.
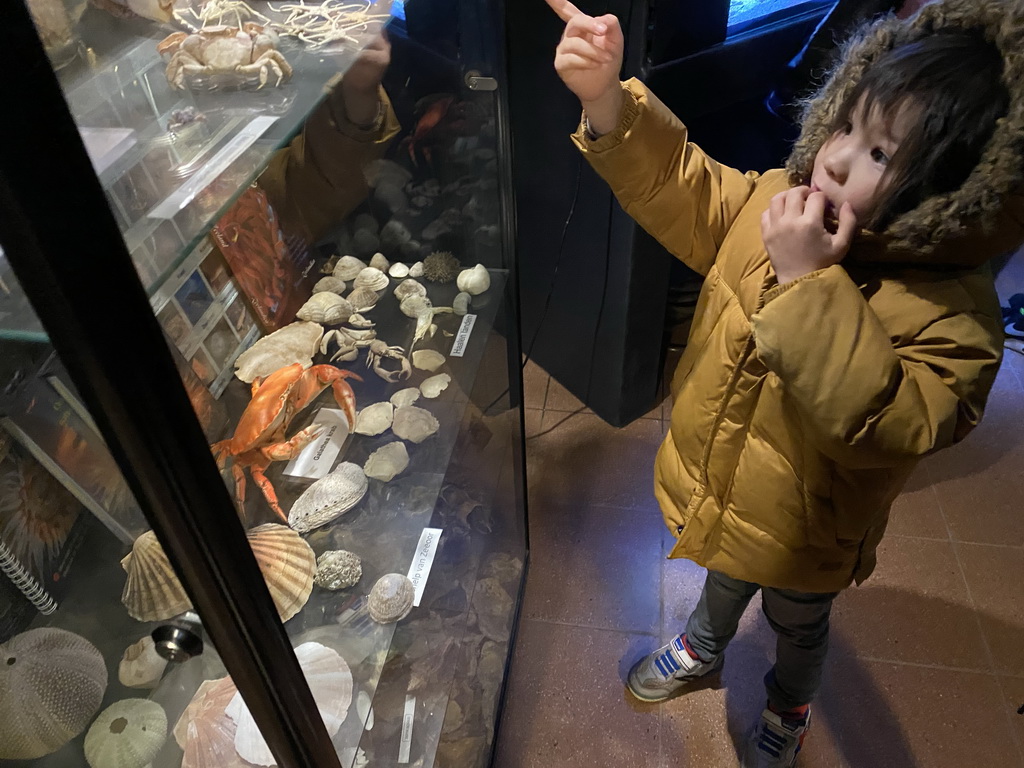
[811,95,917,225]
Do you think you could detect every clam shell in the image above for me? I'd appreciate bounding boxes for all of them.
[118,636,168,689]
[393,278,426,302]
[420,373,451,399]
[354,267,389,291]
[296,292,354,325]
[314,550,362,590]
[0,628,107,760]
[456,263,491,295]
[363,441,409,482]
[354,402,394,436]
[313,276,347,294]
[84,699,167,768]
[234,322,324,383]
[453,291,471,316]
[409,261,425,278]
[400,294,432,319]
[367,573,415,623]
[389,387,421,408]
[388,262,410,279]
[347,286,380,311]
[333,255,367,281]
[369,252,390,272]
[121,530,192,622]
[248,523,315,622]
[174,677,244,768]
[392,406,440,444]
[411,349,446,372]
[287,462,368,533]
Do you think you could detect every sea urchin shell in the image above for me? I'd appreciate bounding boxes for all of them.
[422,251,461,283]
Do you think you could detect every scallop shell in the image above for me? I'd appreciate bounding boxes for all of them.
[363,441,409,482]
[173,676,245,768]
[453,292,471,316]
[353,267,389,291]
[388,262,410,279]
[393,278,426,302]
[296,292,354,325]
[409,261,424,278]
[121,530,192,622]
[369,252,390,272]
[227,642,352,766]
[118,636,168,689]
[347,286,380,311]
[287,462,368,533]
[313,276,347,294]
[234,322,324,383]
[392,406,440,444]
[0,628,107,760]
[248,523,315,622]
[456,263,491,295]
[354,402,394,436]
[333,255,367,281]
[314,550,362,590]
[420,373,451,399]
[389,387,421,408]
[411,349,446,372]
[367,573,415,623]
[84,698,167,768]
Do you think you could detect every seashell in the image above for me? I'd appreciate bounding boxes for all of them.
[288,462,368,533]
[247,523,315,622]
[118,636,168,689]
[297,292,354,325]
[347,313,375,329]
[84,698,167,768]
[388,262,410,279]
[420,373,451,399]
[392,406,440,444]
[174,676,244,768]
[472,577,515,642]
[353,267,389,291]
[347,286,379,311]
[314,550,362,590]
[333,255,367,281]
[363,441,409,482]
[453,291,472,316]
[227,643,352,766]
[422,251,461,283]
[390,387,421,408]
[354,402,394,436]
[369,252,390,272]
[234,322,324,383]
[400,294,432,319]
[321,253,340,275]
[121,530,192,622]
[313,276,347,294]
[0,628,107,759]
[409,261,425,278]
[411,349,446,372]
[393,278,426,302]
[367,573,415,623]
[457,263,491,295]
[356,690,374,730]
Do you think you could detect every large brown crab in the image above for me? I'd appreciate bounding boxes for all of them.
[157,23,293,90]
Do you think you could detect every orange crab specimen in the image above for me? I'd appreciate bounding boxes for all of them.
[212,363,361,521]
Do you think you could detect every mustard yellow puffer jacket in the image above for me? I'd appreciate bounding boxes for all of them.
[572,1,1024,592]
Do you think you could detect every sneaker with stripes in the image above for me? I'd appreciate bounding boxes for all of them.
[626,633,724,702]
[742,705,811,767]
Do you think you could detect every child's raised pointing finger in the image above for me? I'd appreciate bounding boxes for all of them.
[543,0,584,23]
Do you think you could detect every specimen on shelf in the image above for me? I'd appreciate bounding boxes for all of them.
[389,387,421,408]
[212,363,361,521]
[347,313,375,328]
[420,373,451,399]
[333,255,368,282]
[388,262,410,278]
[411,303,454,349]
[422,251,461,283]
[84,698,167,768]
[347,286,380,311]
[354,402,394,436]
[391,405,440,444]
[296,292,354,324]
[92,0,174,22]
[234,321,324,383]
[0,627,107,759]
[271,0,391,50]
[353,266,389,291]
[367,573,415,623]
[118,635,169,689]
[120,530,191,621]
[314,549,362,589]
[393,277,427,302]
[409,261,425,277]
[365,339,412,382]
[320,327,377,363]
[398,293,432,319]
[369,252,390,272]
[363,441,409,482]
[411,349,446,372]
[287,462,368,533]
[173,676,244,768]
[356,690,375,730]
[453,291,471,315]
[471,577,515,643]
[456,264,491,295]
[158,24,293,90]
[313,275,347,294]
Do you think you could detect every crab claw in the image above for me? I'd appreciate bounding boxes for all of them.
[330,372,362,428]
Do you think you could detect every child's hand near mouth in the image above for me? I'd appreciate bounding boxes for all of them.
[761,186,857,285]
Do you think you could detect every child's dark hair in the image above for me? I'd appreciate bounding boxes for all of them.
[832,31,1009,231]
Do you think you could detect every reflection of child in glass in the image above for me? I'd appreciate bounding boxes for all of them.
[546,0,1023,764]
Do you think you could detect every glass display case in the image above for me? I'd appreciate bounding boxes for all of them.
[0,0,526,765]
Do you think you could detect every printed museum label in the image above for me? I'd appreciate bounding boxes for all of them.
[407,527,443,606]
[449,313,477,358]
[282,408,351,479]
[398,694,416,763]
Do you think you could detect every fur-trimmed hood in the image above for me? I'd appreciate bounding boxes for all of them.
[786,0,1024,268]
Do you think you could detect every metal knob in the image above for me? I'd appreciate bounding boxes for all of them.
[152,611,204,662]
[465,70,498,91]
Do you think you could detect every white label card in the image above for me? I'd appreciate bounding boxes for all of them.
[398,695,416,763]
[449,313,477,358]
[406,527,443,606]
[281,408,351,479]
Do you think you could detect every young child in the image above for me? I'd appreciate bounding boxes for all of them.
[544,0,1024,765]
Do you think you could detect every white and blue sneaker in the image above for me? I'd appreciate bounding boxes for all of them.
[626,634,724,702]
[742,705,811,767]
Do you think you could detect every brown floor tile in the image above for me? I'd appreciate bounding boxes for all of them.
[524,408,543,439]
[521,504,663,633]
[543,374,587,412]
[806,656,1022,768]
[998,676,1024,763]
[493,621,660,768]
[923,357,1024,547]
[525,411,664,510]
[957,543,1024,676]
[884,466,948,540]
[522,358,549,410]
[831,536,989,670]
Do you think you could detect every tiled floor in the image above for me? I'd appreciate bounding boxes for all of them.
[493,260,1024,767]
